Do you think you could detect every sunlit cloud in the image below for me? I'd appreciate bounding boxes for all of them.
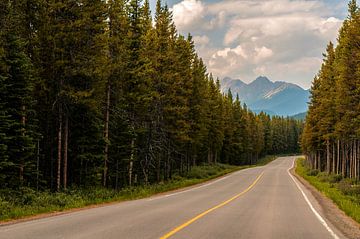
[168,0,348,89]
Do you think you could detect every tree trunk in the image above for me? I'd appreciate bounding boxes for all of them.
[332,142,336,174]
[115,158,119,190]
[103,79,111,187]
[337,140,340,174]
[357,140,359,179]
[358,140,360,179]
[167,153,171,180]
[57,105,62,191]
[326,140,330,173]
[309,153,313,169]
[350,140,354,178]
[63,114,68,190]
[342,141,346,177]
[19,105,26,183]
[36,139,40,191]
[352,140,356,178]
[191,147,197,166]
[129,138,135,186]
[156,155,160,182]
[208,149,212,164]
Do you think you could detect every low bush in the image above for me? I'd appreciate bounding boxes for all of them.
[337,178,360,196]
[307,169,319,176]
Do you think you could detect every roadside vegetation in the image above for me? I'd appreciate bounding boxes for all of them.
[296,158,360,223]
[0,156,277,222]
[1,0,303,194]
[1,0,301,224]
[301,1,360,184]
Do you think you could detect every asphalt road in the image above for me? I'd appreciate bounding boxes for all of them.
[0,157,347,239]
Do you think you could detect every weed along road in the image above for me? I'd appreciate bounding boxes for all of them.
[0,157,347,239]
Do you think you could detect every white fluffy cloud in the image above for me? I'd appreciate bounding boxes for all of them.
[170,0,347,89]
[254,47,273,63]
[209,44,274,80]
[172,0,205,31]
[224,14,342,45]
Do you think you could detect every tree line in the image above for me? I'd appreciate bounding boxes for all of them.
[302,0,360,179]
[0,0,303,191]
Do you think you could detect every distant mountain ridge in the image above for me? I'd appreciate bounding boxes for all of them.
[291,112,307,120]
[221,76,310,116]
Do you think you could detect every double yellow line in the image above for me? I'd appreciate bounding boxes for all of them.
[160,172,264,239]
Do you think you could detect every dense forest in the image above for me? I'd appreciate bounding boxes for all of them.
[0,0,302,192]
[302,0,360,179]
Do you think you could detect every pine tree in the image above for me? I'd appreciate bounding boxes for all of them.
[303,0,360,178]
[1,0,37,187]
[189,55,209,166]
[207,77,225,164]
[104,0,130,187]
[0,1,11,182]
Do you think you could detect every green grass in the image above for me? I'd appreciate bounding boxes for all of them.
[0,156,278,222]
[295,158,360,223]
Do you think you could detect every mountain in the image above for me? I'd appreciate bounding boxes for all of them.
[291,112,307,120]
[220,76,310,116]
[252,109,276,116]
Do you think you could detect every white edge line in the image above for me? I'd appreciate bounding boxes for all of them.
[147,167,255,201]
[287,158,340,239]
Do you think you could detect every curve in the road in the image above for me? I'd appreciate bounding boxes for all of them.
[0,157,347,239]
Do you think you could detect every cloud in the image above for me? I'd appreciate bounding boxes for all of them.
[172,0,205,31]
[170,0,347,89]
[254,46,273,63]
[207,11,227,30]
[193,35,210,46]
[209,44,274,80]
[212,45,248,59]
[224,14,342,45]
[207,0,325,17]
[253,57,323,88]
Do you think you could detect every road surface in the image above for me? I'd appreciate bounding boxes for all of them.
[0,156,347,239]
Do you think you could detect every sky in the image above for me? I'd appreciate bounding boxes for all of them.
[150,0,349,89]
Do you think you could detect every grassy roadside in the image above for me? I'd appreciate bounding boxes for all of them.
[295,157,360,223]
[0,155,277,222]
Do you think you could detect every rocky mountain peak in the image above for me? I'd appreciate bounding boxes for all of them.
[220,76,309,116]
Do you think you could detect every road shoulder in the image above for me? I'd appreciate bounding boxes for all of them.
[292,161,360,239]
[0,164,254,227]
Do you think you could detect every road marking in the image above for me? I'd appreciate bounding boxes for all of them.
[148,168,254,201]
[287,158,340,239]
[159,172,264,239]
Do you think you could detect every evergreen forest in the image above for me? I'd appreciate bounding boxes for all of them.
[0,0,303,194]
[302,0,360,179]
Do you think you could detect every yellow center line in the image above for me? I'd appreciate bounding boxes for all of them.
[159,171,264,239]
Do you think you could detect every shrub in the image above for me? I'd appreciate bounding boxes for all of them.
[328,174,343,183]
[0,196,12,218]
[337,179,360,196]
[307,169,319,176]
